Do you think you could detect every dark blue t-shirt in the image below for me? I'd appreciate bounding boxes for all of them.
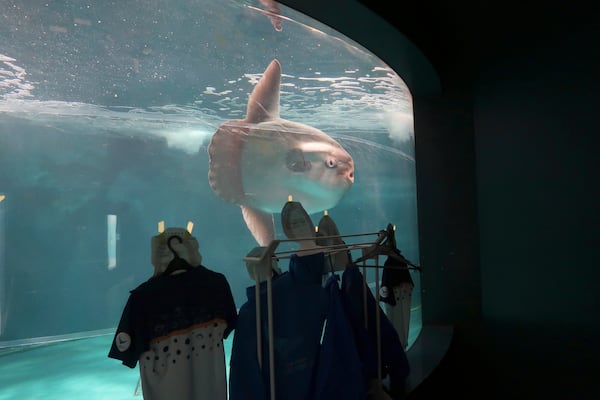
[229,252,329,400]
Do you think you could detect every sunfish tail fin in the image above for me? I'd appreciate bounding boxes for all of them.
[241,205,275,246]
[208,122,247,204]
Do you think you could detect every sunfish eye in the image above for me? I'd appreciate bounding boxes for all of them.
[325,158,337,168]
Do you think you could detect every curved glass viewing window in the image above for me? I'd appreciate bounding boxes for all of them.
[0,0,421,398]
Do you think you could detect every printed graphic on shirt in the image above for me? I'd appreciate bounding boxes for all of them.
[141,319,226,375]
[138,319,229,400]
[115,332,131,352]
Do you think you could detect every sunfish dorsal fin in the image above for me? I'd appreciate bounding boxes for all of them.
[245,59,281,123]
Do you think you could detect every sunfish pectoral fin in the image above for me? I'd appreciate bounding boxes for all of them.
[286,148,312,172]
[241,205,275,246]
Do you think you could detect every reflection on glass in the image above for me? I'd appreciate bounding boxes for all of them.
[107,214,117,270]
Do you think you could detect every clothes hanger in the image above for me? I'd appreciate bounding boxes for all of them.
[353,225,421,271]
[162,235,193,275]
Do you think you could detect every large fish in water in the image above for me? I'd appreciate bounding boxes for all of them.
[208,59,355,246]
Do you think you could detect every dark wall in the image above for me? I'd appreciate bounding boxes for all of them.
[413,93,481,325]
[474,26,599,328]
[409,17,599,400]
[466,26,599,399]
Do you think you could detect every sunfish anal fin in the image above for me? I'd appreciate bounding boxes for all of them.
[245,59,281,123]
[241,205,275,246]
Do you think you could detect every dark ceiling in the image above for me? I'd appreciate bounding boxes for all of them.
[356,0,596,89]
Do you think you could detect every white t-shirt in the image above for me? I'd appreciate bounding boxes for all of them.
[108,265,238,400]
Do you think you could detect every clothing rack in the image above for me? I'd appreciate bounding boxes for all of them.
[246,230,420,270]
[244,226,421,400]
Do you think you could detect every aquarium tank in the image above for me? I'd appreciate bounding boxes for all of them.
[0,0,421,398]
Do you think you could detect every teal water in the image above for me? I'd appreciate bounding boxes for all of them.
[0,335,144,400]
[0,0,421,398]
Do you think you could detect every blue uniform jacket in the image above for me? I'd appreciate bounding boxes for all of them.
[229,252,329,400]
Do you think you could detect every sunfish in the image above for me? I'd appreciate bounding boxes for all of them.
[208,59,355,246]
